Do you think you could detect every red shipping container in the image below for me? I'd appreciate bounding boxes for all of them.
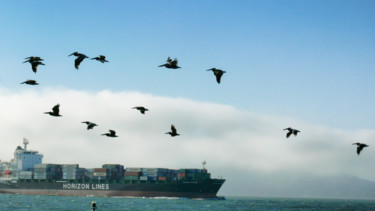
[94,168,107,173]
[178,173,185,178]
[158,177,166,181]
[124,172,140,176]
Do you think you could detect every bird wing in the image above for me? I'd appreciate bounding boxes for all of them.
[75,56,86,69]
[158,63,167,67]
[171,59,178,66]
[286,131,292,138]
[171,125,177,133]
[109,130,116,136]
[52,104,60,114]
[31,63,38,73]
[357,146,363,155]
[215,72,223,83]
[293,130,300,135]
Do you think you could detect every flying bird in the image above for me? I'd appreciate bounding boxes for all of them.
[158,57,181,69]
[207,68,226,84]
[23,56,45,73]
[21,80,39,85]
[165,124,180,137]
[353,142,369,155]
[82,121,98,130]
[132,106,148,114]
[69,52,89,70]
[102,130,118,137]
[91,55,108,63]
[44,104,61,117]
[284,127,300,138]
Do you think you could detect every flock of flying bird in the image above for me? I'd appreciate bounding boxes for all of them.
[21,53,226,139]
[21,52,369,155]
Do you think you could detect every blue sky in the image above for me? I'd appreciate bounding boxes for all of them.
[0,1,375,197]
[1,1,374,129]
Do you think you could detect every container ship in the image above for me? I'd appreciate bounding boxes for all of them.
[0,139,225,199]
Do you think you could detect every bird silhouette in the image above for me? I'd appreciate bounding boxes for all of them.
[102,130,118,137]
[23,57,45,73]
[44,104,61,117]
[284,127,300,138]
[91,55,108,63]
[158,57,181,69]
[69,52,89,70]
[165,124,180,137]
[21,80,39,85]
[207,68,226,84]
[132,106,148,114]
[353,142,369,155]
[82,121,98,130]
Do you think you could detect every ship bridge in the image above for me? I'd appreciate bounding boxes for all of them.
[11,138,43,172]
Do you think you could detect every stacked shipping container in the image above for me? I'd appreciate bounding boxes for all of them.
[33,164,62,180]
[102,164,124,180]
[22,163,210,182]
[62,164,85,180]
[18,171,33,179]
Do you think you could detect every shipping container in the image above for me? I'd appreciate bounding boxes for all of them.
[139,176,148,181]
[93,168,108,173]
[124,172,141,176]
[93,172,107,177]
[102,164,124,169]
[124,176,139,180]
[126,168,143,172]
[158,177,166,181]
[178,173,186,178]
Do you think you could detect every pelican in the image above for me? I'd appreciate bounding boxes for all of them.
[91,55,108,63]
[44,104,61,117]
[82,121,98,130]
[69,52,89,70]
[102,130,118,137]
[165,124,180,137]
[23,57,44,73]
[207,68,226,84]
[353,142,369,155]
[158,57,181,69]
[132,106,148,114]
[284,127,300,138]
[21,80,39,85]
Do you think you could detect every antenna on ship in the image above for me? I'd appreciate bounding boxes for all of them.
[202,160,206,170]
[23,137,29,151]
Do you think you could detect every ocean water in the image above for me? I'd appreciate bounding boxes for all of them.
[0,194,374,211]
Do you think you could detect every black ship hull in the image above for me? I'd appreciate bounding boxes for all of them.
[0,179,225,198]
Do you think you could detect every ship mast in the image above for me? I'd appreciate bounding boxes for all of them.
[23,137,29,151]
[202,160,206,170]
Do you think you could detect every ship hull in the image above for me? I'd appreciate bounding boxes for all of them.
[0,179,225,199]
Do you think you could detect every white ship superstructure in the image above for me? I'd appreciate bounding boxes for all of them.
[0,138,43,179]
